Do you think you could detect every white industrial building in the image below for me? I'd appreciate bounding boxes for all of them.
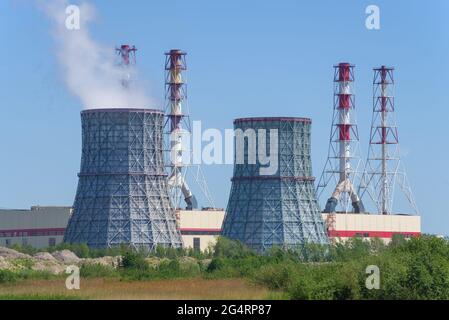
[0,205,420,249]
[322,213,421,243]
[0,206,225,250]
[0,206,71,248]
[177,209,225,251]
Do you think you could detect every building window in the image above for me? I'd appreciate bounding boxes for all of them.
[22,238,28,246]
[193,237,201,251]
[49,238,56,247]
[5,239,11,247]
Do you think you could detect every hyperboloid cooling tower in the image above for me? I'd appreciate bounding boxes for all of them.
[64,108,183,249]
[222,117,329,252]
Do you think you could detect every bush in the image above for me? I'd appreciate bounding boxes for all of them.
[121,250,149,271]
[80,264,118,278]
[0,270,18,283]
[213,237,255,259]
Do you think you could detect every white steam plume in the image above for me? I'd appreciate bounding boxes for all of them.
[39,0,153,109]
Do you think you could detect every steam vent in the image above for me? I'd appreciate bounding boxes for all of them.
[64,108,183,249]
[222,117,329,252]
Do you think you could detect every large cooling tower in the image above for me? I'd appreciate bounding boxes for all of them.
[64,108,183,249]
[222,117,328,252]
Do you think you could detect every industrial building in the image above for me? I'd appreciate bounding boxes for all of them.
[0,50,422,252]
[322,213,421,243]
[0,206,71,248]
[1,206,420,249]
[0,207,224,250]
[177,209,225,251]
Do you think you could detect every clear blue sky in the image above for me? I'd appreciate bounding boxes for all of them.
[0,0,448,235]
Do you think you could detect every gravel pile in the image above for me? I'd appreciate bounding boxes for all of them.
[51,250,81,264]
[0,247,31,259]
[33,252,58,261]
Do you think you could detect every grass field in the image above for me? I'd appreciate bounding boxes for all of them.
[0,278,280,300]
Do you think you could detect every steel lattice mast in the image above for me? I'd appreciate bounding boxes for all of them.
[317,63,365,213]
[359,66,419,215]
[164,49,214,210]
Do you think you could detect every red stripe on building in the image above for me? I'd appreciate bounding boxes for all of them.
[179,228,222,232]
[328,230,420,238]
[0,228,66,238]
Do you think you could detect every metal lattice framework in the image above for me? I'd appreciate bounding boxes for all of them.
[222,117,329,252]
[164,49,214,209]
[316,63,365,213]
[359,66,419,215]
[64,108,183,249]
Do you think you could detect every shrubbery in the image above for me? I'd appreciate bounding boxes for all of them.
[6,234,449,299]
[207,236,449,300]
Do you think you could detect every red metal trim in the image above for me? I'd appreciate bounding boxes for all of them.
[0,228,66,238]
[231,176,315,182]
[328,230,420,238]
[82,108,163,114]
[179,228,222,232]
[234,117,312,124]
[78,172,168,177]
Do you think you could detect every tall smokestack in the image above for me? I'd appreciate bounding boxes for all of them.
[164,49,197,210]
[317,63,365,214]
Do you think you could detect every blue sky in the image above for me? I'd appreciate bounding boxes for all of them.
[0,0,448,234]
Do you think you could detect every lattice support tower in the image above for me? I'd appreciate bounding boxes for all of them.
[317,63,365,214]
[359,66,419,215]
[164,49,214,210]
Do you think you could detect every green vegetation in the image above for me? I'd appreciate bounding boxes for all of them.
[10,242,214,259]
[4,235,449,299]
[0,294,84,300]
[0,269,56,284]
[208,236,449,300]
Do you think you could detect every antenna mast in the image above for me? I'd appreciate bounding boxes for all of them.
[359,66,419,215]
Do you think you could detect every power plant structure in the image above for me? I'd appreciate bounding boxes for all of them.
[222,117,329,252]
[317,63,365,214]
[64,45,182,249]
[164,50,196,210]
[164,49,214,210]
[63,108,183,249]
[0,46,423,251]
[358,66,419,215]
[321,65,420,243]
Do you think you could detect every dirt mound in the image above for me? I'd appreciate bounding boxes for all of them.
[51,250,80,264]
[33,252,57,261]
[31,260,66,275]
[0,247,31,259]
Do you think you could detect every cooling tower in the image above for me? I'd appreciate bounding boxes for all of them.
[222,117,329,252]
[64,108,183,249]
